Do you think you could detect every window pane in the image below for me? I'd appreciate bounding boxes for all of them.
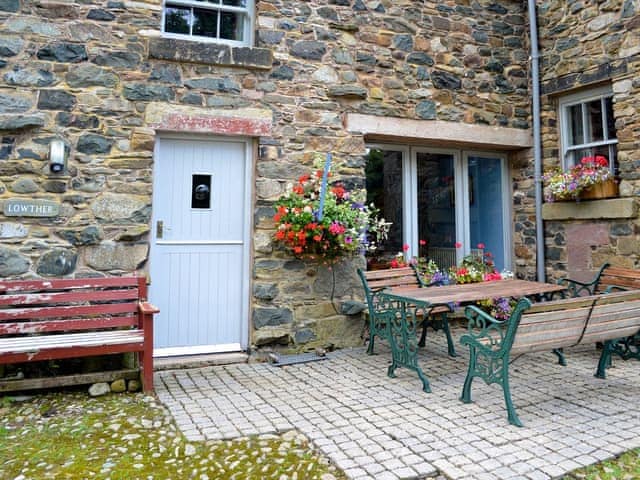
[586,99,604,142]
[417,152,456,271]
[220,11,243,40]
[193,8,218,38]
[568,104,583,146]
[604,96,615,140]
[468,156,505,271]
[365,149,403,262]
[165,5,191,34]
[223,0,247,6]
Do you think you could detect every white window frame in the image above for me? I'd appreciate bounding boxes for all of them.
[365,144,512,271]
[558,85,617,170]
[161,0,254,47]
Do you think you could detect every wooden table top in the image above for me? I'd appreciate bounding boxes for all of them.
[391,279,567,305]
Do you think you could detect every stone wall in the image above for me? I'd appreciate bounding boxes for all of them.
[0,0,530,351]
[518,0,640,282]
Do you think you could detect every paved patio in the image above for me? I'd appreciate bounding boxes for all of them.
[155,329,640,480]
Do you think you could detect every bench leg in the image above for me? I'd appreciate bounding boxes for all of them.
[552,348,567,366]
[441,315,457,357]
[502,361,522,427]
[460,347,476,404]
[140,349,154,392]
[417,320,428,348]
[366,322,376,355]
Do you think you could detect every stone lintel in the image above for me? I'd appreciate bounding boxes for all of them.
[145,103,272,136]
[542,197,637,221]
[148,37,273,69]
[345,113,532,150]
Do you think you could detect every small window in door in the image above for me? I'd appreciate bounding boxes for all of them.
[192,174,212,209]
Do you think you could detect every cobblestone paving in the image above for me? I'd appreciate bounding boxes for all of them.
[155,330,640,480]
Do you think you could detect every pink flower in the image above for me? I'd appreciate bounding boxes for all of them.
[454,242,462,249]
[402,243,410,252]
[477,243,485,249]
[329,222,345,235]
[419,239,427,246]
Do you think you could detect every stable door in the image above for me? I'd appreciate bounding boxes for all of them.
[150,137,250,356]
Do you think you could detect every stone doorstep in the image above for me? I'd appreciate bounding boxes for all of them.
[153,352,249,371]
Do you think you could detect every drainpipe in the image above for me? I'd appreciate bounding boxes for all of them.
[527,0,545,282]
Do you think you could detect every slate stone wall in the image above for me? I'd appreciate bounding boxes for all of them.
[0,0,530,351]
[517,0,640,283]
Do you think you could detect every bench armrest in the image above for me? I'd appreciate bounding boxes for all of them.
[460,298,532,357]
[557,263,610,298]
[139,301,160,315]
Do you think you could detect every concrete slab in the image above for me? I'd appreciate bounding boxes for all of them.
[155,329,640,479]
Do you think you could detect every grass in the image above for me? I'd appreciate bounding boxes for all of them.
[0,391,347,480]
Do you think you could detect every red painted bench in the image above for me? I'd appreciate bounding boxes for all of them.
[0,276,158,393]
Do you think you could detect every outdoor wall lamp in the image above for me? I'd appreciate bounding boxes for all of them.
[49,138,67,174]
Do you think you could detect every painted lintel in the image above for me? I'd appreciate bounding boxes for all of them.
[345,113,532,150]
[145,103,272,137]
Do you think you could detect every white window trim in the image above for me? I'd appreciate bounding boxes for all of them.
[161,0,254,47]
[558,85,617,170]
[365,144,512,271]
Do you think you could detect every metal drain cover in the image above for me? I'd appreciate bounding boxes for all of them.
[269,352,328,367]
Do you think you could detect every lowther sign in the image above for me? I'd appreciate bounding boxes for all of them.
[3,199,60,217]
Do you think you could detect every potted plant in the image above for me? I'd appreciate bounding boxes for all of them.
[272,169,390,262]
[543,155,617,202]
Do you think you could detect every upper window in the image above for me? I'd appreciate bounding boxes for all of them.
[162,0,253,45]
[559,85,617,170]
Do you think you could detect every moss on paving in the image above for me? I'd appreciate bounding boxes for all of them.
[0,392,347,480]
[563,448,640,480]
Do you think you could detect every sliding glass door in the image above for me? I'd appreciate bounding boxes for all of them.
[365,146,511,271]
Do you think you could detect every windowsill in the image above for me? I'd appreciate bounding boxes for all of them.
[147,37,272,69]
[542,197,636,221]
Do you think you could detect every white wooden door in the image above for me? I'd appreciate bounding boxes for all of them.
[150,136,250,356]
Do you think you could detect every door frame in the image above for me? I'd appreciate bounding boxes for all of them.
[150,133,253,356]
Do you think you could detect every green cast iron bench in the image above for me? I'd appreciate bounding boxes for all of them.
[558,263,640,297]
[357,266,455,357]
[460,289,640,426]
[0,276,158,393]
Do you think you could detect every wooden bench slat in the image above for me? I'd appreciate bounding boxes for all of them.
[0,330,144,353]
[0,315,137,335]
[0,276,140,293]
[0,302,138,322]
[0,288,140,307]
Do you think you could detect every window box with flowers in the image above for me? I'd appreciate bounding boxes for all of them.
[272,169,390,262]
[543,156,618,202]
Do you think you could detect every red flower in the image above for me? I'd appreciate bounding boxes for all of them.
[402,243,410,252]
[455,242,462,249]
[275,231,285,240]
[293,185,304,195]
[299,174,310,183]
[331,185,346,199]
[477,243,485,249]
[419,239,427,246]
[293,246,303,254]
[390,258,399,268]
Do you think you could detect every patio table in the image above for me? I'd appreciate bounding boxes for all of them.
[391,279,567,306]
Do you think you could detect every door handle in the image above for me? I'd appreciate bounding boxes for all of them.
[156,220,163,239]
